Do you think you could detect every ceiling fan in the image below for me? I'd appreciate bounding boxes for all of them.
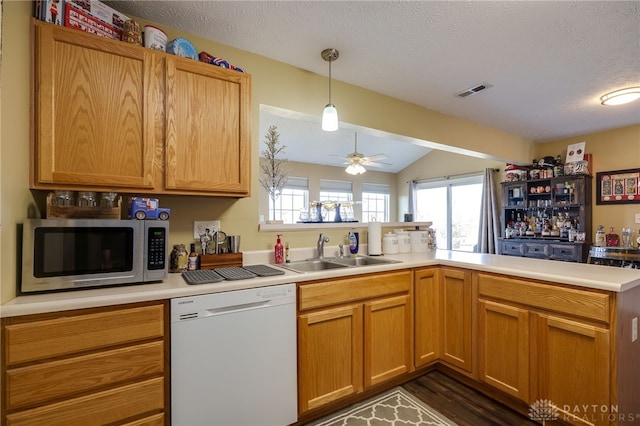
[335,132,389,175]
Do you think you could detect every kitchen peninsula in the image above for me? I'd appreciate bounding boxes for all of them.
[2,250,639,425]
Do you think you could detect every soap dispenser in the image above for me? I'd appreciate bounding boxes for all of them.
[274,234,284,264]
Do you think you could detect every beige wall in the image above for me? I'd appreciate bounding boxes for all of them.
[534,124,640,235]
[4,1,603,304]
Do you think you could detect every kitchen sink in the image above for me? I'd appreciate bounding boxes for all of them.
[281,256,400,273]
[329,255,401,267]
[282,259,350,273]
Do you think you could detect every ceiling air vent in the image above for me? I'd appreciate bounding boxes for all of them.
[455,83,493,98]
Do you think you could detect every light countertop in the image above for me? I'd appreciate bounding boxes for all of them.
[2,249,639,318]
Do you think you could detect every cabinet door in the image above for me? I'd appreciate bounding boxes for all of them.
[440,268,473,372]
[33,21,157,189]
[165,57,251,196]
[364,294,412,387]
[414,268,440,367]
[538,314,610,426]
[478,300,531,403]
[298,304,363,413]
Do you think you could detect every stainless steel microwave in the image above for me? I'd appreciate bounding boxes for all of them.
[21,219,169,294]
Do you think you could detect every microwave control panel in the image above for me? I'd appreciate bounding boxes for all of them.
[148,227,167,270]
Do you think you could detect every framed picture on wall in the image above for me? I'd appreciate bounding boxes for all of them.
[596,168,640,205]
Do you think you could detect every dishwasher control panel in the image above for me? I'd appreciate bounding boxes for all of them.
[171,283,296,322]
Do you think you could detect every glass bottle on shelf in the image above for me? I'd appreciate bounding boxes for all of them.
[595,225,606,247]
[606,227,620,247]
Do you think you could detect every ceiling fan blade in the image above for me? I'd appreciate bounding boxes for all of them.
[363,153,388,162]
[363,160,392,167]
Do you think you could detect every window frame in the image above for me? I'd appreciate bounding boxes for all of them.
[414,174,483,251]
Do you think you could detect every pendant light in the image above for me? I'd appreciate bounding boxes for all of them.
[321,48,339,131]
[600,87,640,105]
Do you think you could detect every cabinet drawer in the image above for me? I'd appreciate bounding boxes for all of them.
[299,271,412,311]
[523,242,548,258]
[6,341,164,410]
[477,273,610,323]
[550,244,580,261]
[501,241,524,256]
[5,377,164,426]
[120,413,165,426]
[4,304,165,365]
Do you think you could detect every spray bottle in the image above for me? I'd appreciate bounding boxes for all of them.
[274,234,284,264]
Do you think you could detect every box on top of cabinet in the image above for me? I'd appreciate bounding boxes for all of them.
[65,0,129,31]
[64,1,123,40]
[36,0,65,26]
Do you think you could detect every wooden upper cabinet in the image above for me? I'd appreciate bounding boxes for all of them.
[31,19,252,197]
[32,20,157,190]
[165,56,251,196]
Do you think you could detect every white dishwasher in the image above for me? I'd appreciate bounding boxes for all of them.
[171,283,297,426]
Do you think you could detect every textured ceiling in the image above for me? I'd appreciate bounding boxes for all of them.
[108,1,640,170]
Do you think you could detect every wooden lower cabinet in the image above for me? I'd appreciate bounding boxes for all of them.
[364,294,412,387]
[440,267,473,373]
[414,268,441,367]
[297,271,413,415]
[477,272,615,426]
[1,301,168,426]
[298,304,364,412]
[478,299,531,403]
[538,314,611,426]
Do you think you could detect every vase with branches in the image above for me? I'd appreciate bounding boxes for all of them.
[259,125,290,223]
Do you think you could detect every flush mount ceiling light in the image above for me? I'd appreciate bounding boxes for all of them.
[600,87,640,106]
[321,48,339,131]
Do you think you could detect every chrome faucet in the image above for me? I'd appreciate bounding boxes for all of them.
[317,233,330,259]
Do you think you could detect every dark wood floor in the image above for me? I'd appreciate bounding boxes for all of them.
[402,370,538,426]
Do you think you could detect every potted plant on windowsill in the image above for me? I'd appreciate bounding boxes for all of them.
[259,125,289,224]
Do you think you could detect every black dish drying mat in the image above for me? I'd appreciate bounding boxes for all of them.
[242,264,286,277]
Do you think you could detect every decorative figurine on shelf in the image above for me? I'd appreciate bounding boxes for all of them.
[128,197,170,220]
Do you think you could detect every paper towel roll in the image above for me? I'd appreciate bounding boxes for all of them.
[368,222,382,255]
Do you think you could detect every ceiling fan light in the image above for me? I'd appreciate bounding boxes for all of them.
[600,87,640,105]
[345,163,366,175]
[322,104,339,131]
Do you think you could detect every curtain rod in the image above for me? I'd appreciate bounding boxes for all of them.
[410,168,499,184]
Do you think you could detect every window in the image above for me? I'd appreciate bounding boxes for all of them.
[268,177,308,224]
[319,179,352,222]
[361,183,390,223]
[414,175,483,251]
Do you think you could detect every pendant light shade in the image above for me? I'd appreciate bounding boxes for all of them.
[322,104,338,131]
[321,48,339,131]
[600,87,640,105]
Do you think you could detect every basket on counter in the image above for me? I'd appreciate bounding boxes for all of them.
[46,192,122,219]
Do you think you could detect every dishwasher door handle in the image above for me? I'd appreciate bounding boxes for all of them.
[204,300,273,316]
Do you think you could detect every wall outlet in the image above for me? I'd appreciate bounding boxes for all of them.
[633,317,638,342]
[193,220,220,239]
[635,213,640,224]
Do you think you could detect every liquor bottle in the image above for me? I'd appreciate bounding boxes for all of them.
[606,227,620,247]
[595,225,606,247]
[177,244,188,272]
[188,243,198,270]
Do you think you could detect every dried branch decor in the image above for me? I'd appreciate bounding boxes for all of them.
[259,125,290,222]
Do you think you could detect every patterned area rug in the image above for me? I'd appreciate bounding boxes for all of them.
[305,386,458,426]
